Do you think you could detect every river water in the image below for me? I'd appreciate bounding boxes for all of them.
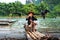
[0,17,60,39]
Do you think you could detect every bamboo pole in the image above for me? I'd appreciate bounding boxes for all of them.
[27,31,37,40]
[24,24,45,40]
[35,31,45,37]
[32,32,39,39]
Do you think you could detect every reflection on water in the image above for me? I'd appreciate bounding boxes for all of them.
[9,18,60,32]
[0,18,60,38]
[8,18,60,32]
[38,18,60,31]
[0,18,60,31]
[0,18,26,39]
[11,18,60,38]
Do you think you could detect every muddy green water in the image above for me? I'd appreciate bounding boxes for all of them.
[0,17,60,38]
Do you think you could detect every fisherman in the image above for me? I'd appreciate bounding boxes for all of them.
[26,11,37,32]
[41,9,49,19]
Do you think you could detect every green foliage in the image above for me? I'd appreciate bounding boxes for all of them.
[43,0,60,5]
[22,3,39,15]
[53,4,60,16]
[0,1,23,16]
[39,1,49,10]
[43,0,60,10]
[0,0,60,17]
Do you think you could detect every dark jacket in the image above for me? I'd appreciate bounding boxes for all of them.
[26,16,37,25]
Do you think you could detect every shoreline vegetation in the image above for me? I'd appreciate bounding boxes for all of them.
[0,16,59,18]
[0,0,60,18]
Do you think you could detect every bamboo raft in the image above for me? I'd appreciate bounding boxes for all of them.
[24,25,60,40]
[24,25,45,40]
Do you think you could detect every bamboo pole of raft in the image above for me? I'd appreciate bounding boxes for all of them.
[24,25,45,40]
[35,31,45,37]
[24,25,37,40]
[34,32,42,39]
[26,33,33,40]
[24,25,36,40]
[32,32,40,39]
[27,31,37,40]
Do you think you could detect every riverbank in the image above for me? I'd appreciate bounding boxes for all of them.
[0,15,59,18]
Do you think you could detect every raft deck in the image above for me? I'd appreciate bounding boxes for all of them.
[24,25,45,40]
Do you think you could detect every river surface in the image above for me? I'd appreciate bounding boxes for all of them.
[0,17,60,39]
